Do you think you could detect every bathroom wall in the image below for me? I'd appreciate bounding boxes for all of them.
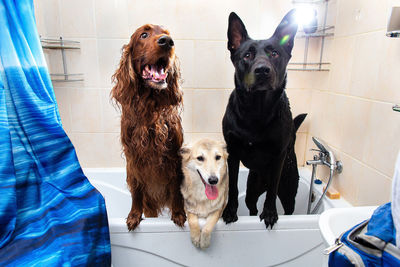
[33,0,400,206]
[307,0,400,206]
[34,0,325,168]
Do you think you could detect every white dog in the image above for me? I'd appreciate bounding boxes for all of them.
[180,139,228,249]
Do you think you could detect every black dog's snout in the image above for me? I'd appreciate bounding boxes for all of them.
[208,176,218,185]
[157,35,174,49]
[254,65,270,76]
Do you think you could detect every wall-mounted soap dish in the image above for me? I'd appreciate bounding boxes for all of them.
[393,105,400,112]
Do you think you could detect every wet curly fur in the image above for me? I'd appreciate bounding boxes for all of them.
[111,24,186,231]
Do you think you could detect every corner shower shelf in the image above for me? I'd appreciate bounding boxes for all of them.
[40,37,84,82]
[289,0,333,71]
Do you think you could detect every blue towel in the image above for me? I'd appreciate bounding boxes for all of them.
[0,0,111,265]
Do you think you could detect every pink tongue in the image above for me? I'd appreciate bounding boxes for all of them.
[205,184,218,200]
[150,65,167,81]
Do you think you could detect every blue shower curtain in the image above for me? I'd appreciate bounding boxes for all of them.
[0,0,111,265]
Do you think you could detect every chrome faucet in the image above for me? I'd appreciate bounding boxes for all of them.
[306,137,343,214]
[306,137,343,172]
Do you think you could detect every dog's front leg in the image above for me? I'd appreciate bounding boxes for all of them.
[127,179,143,231]
[170,180,187,227]
[187,212,201,248]
[200,210,221,249]
[222,155,240,224]
[260,153,286,229]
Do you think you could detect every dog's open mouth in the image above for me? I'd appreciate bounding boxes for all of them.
[142,64,168,83]
[197,170,218,200]
[141,59,169,85]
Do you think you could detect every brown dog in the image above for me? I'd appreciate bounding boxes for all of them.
[180,139,229,249]
[111,24,186,231]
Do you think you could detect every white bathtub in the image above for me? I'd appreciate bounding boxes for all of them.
[84,167,351,267]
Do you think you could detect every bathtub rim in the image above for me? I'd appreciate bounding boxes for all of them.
[84,167,351,234]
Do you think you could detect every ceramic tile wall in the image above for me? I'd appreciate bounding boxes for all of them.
[34,0,314,169]
[305,0,400,205]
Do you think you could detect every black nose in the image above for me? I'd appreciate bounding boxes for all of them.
[208,176,218,185]
[157,35,174,49]
[254,65,270,76]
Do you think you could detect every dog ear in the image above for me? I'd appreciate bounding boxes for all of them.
[219,141,229,158]
[179,145,191,156]
[272,9,298,54]
[227,12,249,54]
[111,39,138,107]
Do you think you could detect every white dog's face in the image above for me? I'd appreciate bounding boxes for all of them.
[181,139,228,200]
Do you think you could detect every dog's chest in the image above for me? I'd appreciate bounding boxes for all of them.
[182,184,227,218]
[184,197,225,218]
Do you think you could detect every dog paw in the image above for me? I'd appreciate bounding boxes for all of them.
[259,209,278,229]
[171,211,186,227]
[200,231,211,249]
[190,232,201,248]
[126,213,143,231]
[249,209,258,216]
[222,207,238,224]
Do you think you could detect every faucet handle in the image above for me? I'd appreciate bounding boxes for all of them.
[312,137,330,155]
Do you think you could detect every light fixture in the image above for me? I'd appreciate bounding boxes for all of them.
[295,6,318,34]
[387,7,400,37]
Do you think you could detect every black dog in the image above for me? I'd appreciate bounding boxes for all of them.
[222,10,307,229]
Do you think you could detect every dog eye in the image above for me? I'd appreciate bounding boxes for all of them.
[244,52,251,60]
[197,156,204,162]
[140,32,148,39]
[215,155,221,160]
[271,51,279,58]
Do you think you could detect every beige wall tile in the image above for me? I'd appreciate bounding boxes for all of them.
[94,0,130,39]
[34,0,62,38]
[286,72,312,89]
[259,0,292,39]
[101,89,120,133]
[336,96,372,161]
[69,133,106,168]
[193,41,234,89]
[104,133,125,167]
[328,36,356,94]
[59,0,96,38]
[328,148,360,205]
[97,39,129,88]
[376,36,400,104]
[335,0,388,37]
[295,132,307,166]
[309,91,345,148]
[363,102,400,177]
[357,167,392,206]
[192,89,230,133]
[349,31,383,99]
[69,89,103,133]
[182,89,193,133]
[175,40,195,89]
[190,133,225,143]
[54,87,72,133]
